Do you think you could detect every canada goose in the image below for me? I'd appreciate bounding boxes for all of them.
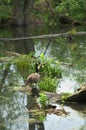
[25,62,40,87]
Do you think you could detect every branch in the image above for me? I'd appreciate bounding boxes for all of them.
[4,51,21,56]
[0,32,86,42]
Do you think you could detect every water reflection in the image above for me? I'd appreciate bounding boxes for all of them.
[57,77,80,94]
[0,64,24,87]
[43,105,86,130]
[0,91,28,130]
[0,26,86,130]
[27,94,44,130]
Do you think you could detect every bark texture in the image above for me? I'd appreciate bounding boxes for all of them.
[13,0,34,25]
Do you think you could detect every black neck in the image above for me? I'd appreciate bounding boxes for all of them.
[35,62,39,73]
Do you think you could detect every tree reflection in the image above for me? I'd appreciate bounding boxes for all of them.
[0,26,35,54]
[27,94,44,130]
[0,90,28,130]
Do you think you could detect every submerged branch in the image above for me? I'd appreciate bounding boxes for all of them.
[0,32,86,42]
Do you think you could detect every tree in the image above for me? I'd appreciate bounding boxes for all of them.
[13,0,35,25]
[13,0,25,25]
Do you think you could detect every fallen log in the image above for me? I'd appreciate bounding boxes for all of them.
[66,91,86,102]
[13,86,62,102]
[0,31,86,42]
[65,84,86,103]
[43,91,62,102]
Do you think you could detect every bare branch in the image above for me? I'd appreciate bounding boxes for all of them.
[0,31,86,42]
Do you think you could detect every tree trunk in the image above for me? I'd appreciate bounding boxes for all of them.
[24,0,35,24]
[13,0,25,25]
[13,0,35,25]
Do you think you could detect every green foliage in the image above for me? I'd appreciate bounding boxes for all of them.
[38,114,46,122]
[0,28,12,37]
[37,53,61,91]
[0,0,86,25]
[0,0,13,19]
[38,93,49,109]
[14,54,35,80]
[14,53,62,80]
[33,0,86,27]
[14,53,62,92]
[69,28,77,35]
[0,0,12,4]
[38,53,62,78]
[61,92,72,103]
[56,0,86,21]
[67,28,77,36]
[39,76,57,92]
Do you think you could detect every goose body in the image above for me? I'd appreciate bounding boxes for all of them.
[25,62,40,87]
[25,72,40,86]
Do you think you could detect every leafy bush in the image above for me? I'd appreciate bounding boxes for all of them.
[14,54,35,80]
[38,93,49,108]
[38,76,57,92]
[61,92,72,103]
[38,53,62,78]
[33,0,86,26]
[14,53,62,92]
[0,0,13,19]
[55,0,86,21]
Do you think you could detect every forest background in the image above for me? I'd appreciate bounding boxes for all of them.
[0,0,86,27]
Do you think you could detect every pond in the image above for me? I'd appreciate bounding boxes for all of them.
[0,25,86,130]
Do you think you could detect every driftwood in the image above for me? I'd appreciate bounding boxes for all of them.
[0,57,10,62]
[0,31,86,42]
[14,86,62,102]
[43,91,62,102]
[4,51,21,57]
[66,84,86,103]
[0,56,16,63]
[59,62,73,67]
[0,51,21,63]
[0,51,72,67]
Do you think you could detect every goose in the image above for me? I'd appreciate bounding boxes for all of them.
[25,62,40,88]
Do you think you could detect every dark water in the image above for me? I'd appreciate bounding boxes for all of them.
[0,25,86,130]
